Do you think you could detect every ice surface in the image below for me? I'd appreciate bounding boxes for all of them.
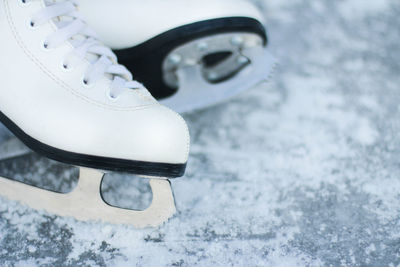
[1,0,400,266]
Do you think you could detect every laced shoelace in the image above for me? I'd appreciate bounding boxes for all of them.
[25,0,143,99]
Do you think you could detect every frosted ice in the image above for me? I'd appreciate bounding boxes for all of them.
[0,0,400,266]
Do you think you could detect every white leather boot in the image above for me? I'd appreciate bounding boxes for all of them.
[76,0,275,113]
[0,0,190,227]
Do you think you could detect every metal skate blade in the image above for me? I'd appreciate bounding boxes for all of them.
[161,46,276,113]
[0,167,176,228]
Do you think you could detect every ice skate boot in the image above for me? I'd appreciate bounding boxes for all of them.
[76,0,275,113]
[0,0,190,228]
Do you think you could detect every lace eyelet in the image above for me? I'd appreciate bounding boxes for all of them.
[40,41,54,52]
[61,62,73,72]
[107,91,118,101]
[19,0,30,7]
[82,78,94,88]
[40,41,51,52]
[29,20,37,29]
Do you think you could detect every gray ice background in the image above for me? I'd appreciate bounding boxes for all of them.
[0,0,400,266]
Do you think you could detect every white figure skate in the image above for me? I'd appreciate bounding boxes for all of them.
[76,0,276,113]
[0,0,190,228]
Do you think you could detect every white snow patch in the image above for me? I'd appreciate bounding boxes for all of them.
[365,243,376,255]
[350,118,378,146]
[338,0,391,19]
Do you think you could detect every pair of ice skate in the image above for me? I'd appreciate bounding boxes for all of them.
[0,0,274,228]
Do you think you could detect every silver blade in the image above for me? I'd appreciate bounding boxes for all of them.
[161,46,276,113]
[0,167,176,227]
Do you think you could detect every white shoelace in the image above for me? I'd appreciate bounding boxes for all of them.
[26,0,143,99]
